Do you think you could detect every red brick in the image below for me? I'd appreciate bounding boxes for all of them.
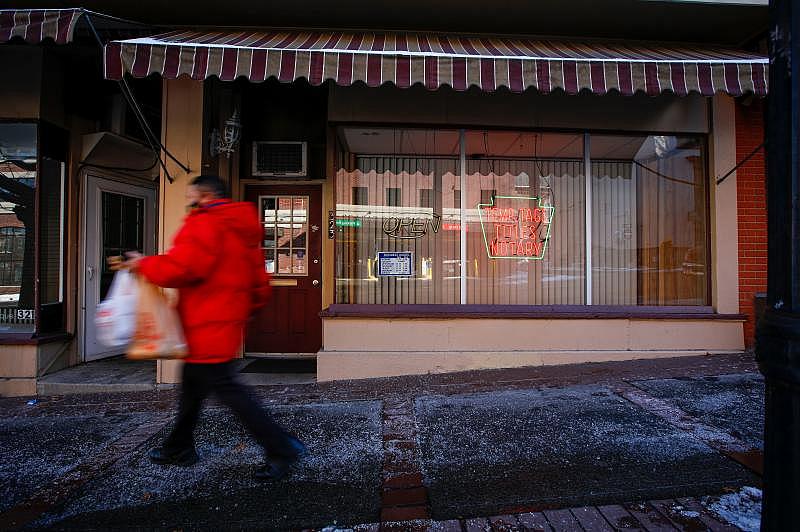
[736,99,768,348]
[382,486,429,507]
[380,505,430,522]
[384,472,425,489]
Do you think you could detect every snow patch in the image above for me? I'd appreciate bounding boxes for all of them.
[704,486,762,532]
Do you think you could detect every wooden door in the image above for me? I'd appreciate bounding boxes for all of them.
[245,185,323,354]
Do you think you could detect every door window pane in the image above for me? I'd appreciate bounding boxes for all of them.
[100,192,144,300]
[260,195,309,276]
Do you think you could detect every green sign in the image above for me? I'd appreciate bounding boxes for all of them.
[336,218,362,228]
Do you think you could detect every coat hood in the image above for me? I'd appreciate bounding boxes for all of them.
[192,200,262,247]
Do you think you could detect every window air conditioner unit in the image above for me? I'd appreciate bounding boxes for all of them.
[252,141,307,177]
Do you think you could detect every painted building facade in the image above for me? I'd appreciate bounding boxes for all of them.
[0,3,769,394]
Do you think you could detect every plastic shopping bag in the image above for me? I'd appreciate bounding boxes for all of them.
[95,269,139,347]
[126,276,188,360]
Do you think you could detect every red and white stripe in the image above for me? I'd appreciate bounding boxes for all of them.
[0,9,83,44]
[104,30,769,97]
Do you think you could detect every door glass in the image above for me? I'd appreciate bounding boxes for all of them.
[100,192,144,300]
[260,195,309,276]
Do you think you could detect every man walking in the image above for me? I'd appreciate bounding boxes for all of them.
[125,174,306,480]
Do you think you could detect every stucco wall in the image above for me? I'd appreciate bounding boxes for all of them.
[318,317,744,381]
[155,77,205,384]
[329,84,709,133]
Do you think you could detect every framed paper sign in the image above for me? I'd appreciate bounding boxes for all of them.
[377,252,414,277]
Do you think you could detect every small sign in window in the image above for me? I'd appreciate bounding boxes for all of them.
[377,252,414,277]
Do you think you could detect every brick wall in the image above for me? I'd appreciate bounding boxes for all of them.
[735,99,767,348]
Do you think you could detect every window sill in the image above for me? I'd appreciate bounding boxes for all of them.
[0,332,72,346]
[320,304,746,321]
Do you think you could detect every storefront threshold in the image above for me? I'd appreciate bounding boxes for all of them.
[317,350,740,382]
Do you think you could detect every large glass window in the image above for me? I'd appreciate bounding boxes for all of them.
[590,135,708,306]
[335,128,710,307]
[0,124,37,330]
[335,129,461,304]
[0,122,67,332]
[464,131,586,305]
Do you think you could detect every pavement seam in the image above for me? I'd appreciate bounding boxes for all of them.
[614,380,764,476]
[379,396,432,525]
[0,414,171,530]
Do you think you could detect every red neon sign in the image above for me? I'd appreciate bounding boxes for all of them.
[477,196,554,259]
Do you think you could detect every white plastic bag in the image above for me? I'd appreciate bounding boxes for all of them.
[95,269,139,347]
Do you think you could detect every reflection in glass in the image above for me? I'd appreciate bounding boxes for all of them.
[277,249,291,274]
[0,124,36,329]
[591,135,709,305]
[100,192,144,301]
[264,248,275,274]
[260,195,310,276]
[335,128,461,304]
[334,127,710,307]
[465,131,586,305]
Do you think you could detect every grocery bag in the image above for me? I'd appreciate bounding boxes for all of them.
[95,269,139,347]
[126,276,188,360]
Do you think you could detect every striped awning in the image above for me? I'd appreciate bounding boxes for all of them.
[105,30,769,97]
[0,9,84,44]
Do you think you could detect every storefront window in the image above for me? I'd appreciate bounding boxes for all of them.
[464,131,586,304]
[591,135,709,306]
[0,124,37,330]
[335,128,461,304]
[335,128,710,307]
[0,122,67,332]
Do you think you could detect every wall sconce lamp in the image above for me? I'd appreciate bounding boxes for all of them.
[209,109,242,158]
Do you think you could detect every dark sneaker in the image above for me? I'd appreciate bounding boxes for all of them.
[254,458,293,481]
[253,436,308,481]
[148,446,199,466]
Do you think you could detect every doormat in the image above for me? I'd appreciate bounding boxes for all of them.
[240,358,316,374]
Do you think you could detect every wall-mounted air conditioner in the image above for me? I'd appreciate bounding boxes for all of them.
[252,141,307,177]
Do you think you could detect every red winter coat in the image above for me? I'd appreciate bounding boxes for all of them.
[138,200,271,363]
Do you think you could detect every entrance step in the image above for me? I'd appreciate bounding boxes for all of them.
[37,357,169,396]
[236,357,316,386]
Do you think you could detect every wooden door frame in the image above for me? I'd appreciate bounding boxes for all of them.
[243,183,324,355]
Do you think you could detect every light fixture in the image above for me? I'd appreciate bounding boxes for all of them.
[515,171,530,189]
[209,109,242,158]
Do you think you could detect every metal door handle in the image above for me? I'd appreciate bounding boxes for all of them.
[87,266,95,281]
[312,279,319,286]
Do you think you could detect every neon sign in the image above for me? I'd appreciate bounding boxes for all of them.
[477,196,554,259]
[382,213,442,239]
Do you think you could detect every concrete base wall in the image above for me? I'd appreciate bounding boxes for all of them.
[0,340,75,397]
[317,317,745,381]
[318,349,718,381]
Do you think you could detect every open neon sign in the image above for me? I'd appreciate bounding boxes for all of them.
[477,195,554,259]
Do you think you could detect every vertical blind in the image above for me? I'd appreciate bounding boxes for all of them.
[335,129,709,307]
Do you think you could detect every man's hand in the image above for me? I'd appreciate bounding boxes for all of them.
[123,251,144,271]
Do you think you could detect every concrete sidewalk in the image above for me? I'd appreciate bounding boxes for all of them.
[0,353,762,530]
